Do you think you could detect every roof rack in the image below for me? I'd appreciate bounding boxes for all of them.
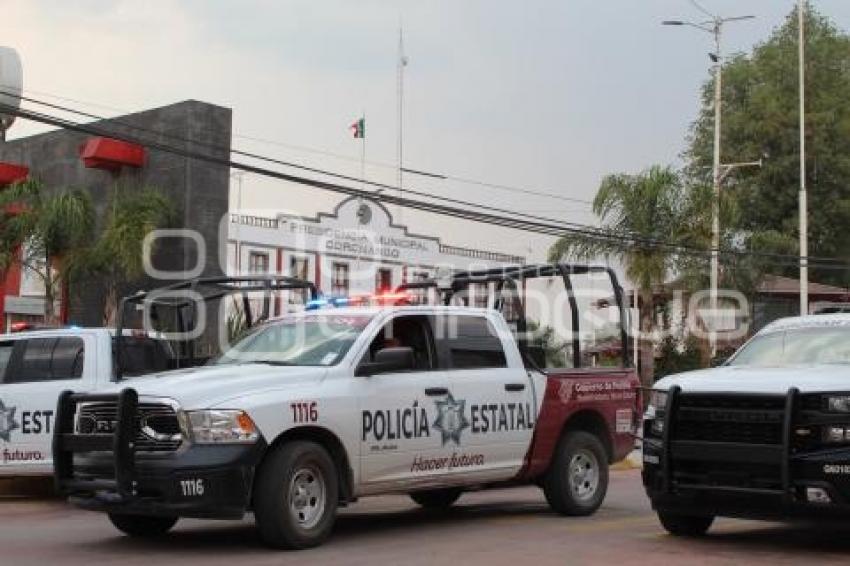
[115,275,318,379]
[397,263,630,368]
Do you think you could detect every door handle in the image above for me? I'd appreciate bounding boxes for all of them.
[424,387,449,396]
[505,383,526,392]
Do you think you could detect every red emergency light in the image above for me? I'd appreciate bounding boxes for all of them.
[80,137,146,171]
[0,162,29,186]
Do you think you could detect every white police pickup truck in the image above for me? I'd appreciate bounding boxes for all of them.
[54,302,639,549]
[0,327,173,475]
[643,314,850,536]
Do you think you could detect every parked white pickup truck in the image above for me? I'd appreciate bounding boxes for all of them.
[54,265,640,550]
[643,314,850,536]
[0,327,174,475]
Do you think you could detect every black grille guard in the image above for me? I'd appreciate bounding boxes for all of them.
[53,388,141,500]
[659,386,799,500]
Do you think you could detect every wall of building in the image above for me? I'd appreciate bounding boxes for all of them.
[0,100,231,331]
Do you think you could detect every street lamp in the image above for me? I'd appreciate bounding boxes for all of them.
[663,5,755,357]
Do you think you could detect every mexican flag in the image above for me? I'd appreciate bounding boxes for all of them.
[350,117,365,139]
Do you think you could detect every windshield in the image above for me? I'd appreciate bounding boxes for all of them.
[729,326,850,366]
[215,314,372,367]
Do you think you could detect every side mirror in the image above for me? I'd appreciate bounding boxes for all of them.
[356,347,416,377]
[710,356,729,368]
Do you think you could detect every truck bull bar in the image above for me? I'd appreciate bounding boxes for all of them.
[53,388,139,499]
[658,386,800,499]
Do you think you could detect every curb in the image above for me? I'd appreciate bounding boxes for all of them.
[611,450,642,471]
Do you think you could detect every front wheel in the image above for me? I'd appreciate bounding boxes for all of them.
[107,514,178,537]
[410,488,462,509]
[657,511,714,536]
[253,441,339,550]
[543,430,609,516]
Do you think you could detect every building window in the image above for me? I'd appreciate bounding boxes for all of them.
[248,252,269,274]
[375,268,393,292]
[331,262,349,296]
[290,256,309,304]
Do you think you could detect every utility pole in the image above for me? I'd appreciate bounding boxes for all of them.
[230,170,246,274]
[663,5,755,357]
[710,21,722,359]
[799,0,808,315]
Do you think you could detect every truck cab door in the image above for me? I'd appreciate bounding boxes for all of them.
[0,334,92,475]
[356,314,453,492]
[433,313,537,482]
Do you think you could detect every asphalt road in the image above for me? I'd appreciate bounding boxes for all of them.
[3,470,850,565]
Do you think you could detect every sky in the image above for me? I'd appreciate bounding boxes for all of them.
[3,0,850,265]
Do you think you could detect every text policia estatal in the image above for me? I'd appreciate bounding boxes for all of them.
[362,400,535,442]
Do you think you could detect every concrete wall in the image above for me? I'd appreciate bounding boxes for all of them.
[0,100,231,335]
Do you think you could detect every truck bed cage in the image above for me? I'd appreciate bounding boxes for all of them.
[397,263,631,368]
[115,275,319,379]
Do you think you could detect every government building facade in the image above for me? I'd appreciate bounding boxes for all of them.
[227,196,526,313]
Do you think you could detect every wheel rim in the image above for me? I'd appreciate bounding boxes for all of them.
[288,464,326,530]
[567,448,599,503]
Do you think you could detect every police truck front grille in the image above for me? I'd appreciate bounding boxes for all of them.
[77,402,183,453]
[673,394,785,445]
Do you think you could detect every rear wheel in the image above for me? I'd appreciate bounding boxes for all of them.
[410,488,462,509]
[253,441,338,549]
[657,511,714,536]
[107,514,178,537]
[543,430,609,516]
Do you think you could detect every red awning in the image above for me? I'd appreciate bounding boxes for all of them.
[80,137,146,171]
[0,162,29,186]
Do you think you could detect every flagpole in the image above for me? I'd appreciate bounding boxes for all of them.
[361,110,366,192]
[397,25,407,222]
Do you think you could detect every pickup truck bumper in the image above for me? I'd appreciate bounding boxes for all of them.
[644,447,850,521]
[53,389,266,520]
[642,386,850,522]
[68,442,266,520]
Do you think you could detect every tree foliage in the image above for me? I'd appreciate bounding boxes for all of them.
[0,180,173,326]
[687,4,850,285]
[548,165,704,385]
[0,179,94,323]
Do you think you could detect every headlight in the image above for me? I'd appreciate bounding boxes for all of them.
[186,410,260,444]
[645,390,669,436]
[648,390,669,412]
[822,425,850,444]
[826,395,850,413]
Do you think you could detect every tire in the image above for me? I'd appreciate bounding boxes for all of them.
[657,511,714,537]
[107,514,178,537]
[410,488,463,509]
[253,441,339,550]
[543,430,609,516]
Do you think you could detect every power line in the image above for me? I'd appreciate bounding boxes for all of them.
[2,90,600,230]
[15,87,595,207]
[2,99,848,269]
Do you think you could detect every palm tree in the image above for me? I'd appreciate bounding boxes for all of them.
[548,165,702,386]
[0,179,94,325]
[82,186,174,325]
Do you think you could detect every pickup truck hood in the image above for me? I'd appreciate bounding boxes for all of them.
[655,364,850,395]
[112,364,329,408]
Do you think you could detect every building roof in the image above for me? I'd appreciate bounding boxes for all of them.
[757,274,849,297]
[623,274,849,302]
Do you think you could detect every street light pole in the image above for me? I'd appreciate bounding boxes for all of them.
[710,21,722,359]
[799,0,808,315]
[663,7,755,357]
